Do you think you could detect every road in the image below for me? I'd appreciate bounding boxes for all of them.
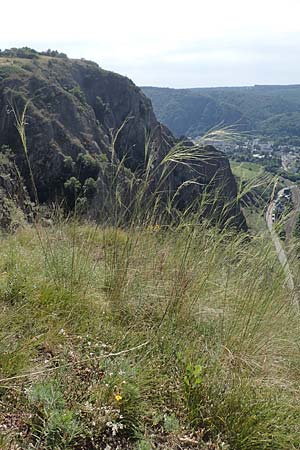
[266,185,299,307]
[266,197,294,290]
[281,155,290,172]
[285,185,300,239]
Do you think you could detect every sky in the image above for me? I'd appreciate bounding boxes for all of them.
[1,0,300,88]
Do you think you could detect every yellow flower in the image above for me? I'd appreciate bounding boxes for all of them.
[115,394,122,402]
[147,224,161,232]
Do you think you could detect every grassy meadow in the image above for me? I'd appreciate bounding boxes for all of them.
[0,218,300,449]
[230,161,264,181]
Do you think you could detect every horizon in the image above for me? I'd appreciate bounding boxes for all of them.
[1,0,300,88]
[141,83,300,89]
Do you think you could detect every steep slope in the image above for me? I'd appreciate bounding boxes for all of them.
[0,49,245,229]
[0,147,30,230]
[142,85,300,138]
[141,87,245,137]
[0,56,161,199]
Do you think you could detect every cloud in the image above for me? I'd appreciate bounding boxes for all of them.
[1,1,300,86]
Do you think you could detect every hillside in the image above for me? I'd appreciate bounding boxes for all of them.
[0,48,245,230]
[142,85,300,139]
[1,221,300,449]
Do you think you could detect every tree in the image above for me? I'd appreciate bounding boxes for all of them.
[64,177,81,207]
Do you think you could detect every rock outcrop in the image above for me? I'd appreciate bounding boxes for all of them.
[0,49,246,230]
[0,147,30,231]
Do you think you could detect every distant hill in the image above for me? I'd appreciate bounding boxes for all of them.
[141,85,300,139]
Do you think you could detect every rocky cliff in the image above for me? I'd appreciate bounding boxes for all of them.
[0,49,246,229]
[0,146,31,231]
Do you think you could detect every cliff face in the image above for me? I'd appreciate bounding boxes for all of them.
[0,51,245,229]
[170,144,244,228]
[0,148,30,231]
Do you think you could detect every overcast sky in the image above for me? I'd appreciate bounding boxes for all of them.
[1,0,300,87]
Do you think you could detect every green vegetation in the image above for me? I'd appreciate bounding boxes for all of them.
[1,118,300,449]
[61,153,100,208]
[293,212,300,239]
[0,47,67,59]
[229,161,277,234]
[142,85,300,139]
[230,161,264,181]
[229,145,300,183]
[76,153,100,183]
[260,112,300,137]
[1,217,300,449]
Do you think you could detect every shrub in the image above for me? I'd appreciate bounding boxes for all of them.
[76,153,100,182]
[83,177,97,199]
[62,156,75,177]
[69,85,86,103]
[64,177,81,207]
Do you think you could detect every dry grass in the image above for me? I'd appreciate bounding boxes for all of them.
[0,221,299,449]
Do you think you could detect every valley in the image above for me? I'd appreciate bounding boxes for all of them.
[142,84,300,141]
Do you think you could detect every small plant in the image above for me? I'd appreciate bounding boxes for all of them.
[136,438,153,450]
[69,85,86,103]
[2,270,26,305]
[184,362,203,388]
[27,381,82,448]
[183,361,204,424]
[163,413,180,433]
